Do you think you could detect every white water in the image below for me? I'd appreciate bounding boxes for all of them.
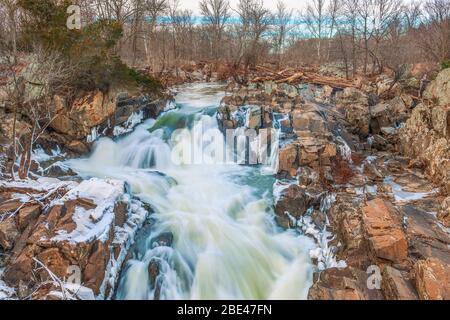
[68,83,314,300]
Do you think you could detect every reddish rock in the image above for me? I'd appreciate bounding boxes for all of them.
[0,200,23,214]
[36,248,71,281]
[308,267,383,300]
[381,266,418,300]
[17,205,41,231]
[362,199,408,263]
[0,217,19,250]
[414,258,450,300]
[83,241,111,295]
[278,143,298,177]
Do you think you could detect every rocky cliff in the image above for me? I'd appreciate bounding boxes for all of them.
[218,74,450,300]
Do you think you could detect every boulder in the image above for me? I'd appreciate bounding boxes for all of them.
[0,217,20,250]
[292,108,327,134]
[344,104,370,137]
[17,205,41,231]
[414,258,450,300]
[308,267,383,300]
[278,143,298,177]
[381,265,418,300]
[362,199,408,263]
[3,178,149,299]
[423,68,450,106]
[438,196,450,228]
[431,105,450,138]
[274,183,309,228]
[402,205,450,265]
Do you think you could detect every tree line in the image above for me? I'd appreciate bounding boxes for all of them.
[1,0,450,79]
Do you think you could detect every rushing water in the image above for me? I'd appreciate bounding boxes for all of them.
[68,83,315,300]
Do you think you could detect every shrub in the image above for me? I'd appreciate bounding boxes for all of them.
[18,0,161,95]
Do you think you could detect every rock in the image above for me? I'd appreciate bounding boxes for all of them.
[340,88,368,104]
[362,199,408,263]
[0,217,19,250]
[308,267,383,300]
[423,68,450,106]
[381,127,396,135]
[327,194,370,268]
[83,241,110,294]
[292,108,327,133]
[381,265,418,300]
[344,104,370,137]
[278,143,298,177]
[43,162,77,178]
[66,140,90,155]
[36,248,71,282]
[369,97,409,135]
[414,258,450,300]
[3,179,149,299]
[431,105,450,138]
[17,205,41,231]
[274,184,309,228]
[438,196,450,228]
[402,205,450,265]
[152,232,174,247]
[245,106,262,129]
[0,200,23,215]
[114,201,129,228]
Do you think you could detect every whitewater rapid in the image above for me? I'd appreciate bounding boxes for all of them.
[68,83,315,300]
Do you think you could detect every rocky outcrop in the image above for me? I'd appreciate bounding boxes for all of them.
[0,178,149,300]
[401,69,450,193]
[219,75,450,300]
[414,258,449,300]
[50,90,168,143]
[362,199,408,264]
[308,267,383,300]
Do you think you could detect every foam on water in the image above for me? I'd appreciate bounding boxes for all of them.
[68,83,314,300]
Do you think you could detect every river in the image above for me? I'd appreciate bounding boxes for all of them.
[67,82,315,300]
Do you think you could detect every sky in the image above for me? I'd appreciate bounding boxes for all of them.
[178,0,308,15]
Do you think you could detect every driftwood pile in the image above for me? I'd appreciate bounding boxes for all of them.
[251,66,354,89]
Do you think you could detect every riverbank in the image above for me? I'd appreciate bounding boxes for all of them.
[1,70,449,300]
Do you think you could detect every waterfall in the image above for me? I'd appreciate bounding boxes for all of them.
[68,83,314,300]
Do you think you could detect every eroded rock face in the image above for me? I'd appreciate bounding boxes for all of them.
[308,267,383,300]
[381,266,418,300]
[0,178,149,300]
[423,68,450,105]
[401,69,450,193]
[51,90,167,141]
[274,183,309,228]
[362,199,408,264]
[414,258,450,300]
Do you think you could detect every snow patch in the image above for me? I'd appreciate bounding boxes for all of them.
[99,197,150,300]
[384,176,437,202]
[0,269,15,300]
[51,178,125,243]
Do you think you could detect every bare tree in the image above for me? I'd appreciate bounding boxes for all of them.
[327,0,340,62]
[343,0,360,77]
[305,0,327,62]
[235,0,271,69]
[272,0,294,65]
[1,46,74,179]
[403,1,422,29]
[200,0,230,62]
[418,0,450,62]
